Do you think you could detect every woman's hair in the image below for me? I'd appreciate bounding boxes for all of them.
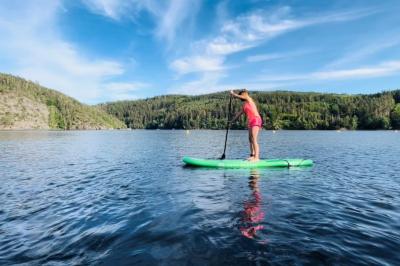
[238,89,248,102]
[238,89,248,95]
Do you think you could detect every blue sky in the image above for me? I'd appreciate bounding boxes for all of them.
[0,0,400,104]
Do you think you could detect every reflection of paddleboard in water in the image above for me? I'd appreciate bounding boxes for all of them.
[240,170,265,239]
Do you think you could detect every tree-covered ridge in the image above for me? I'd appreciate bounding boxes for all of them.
[0,73,126,129]
[101,90,400,130]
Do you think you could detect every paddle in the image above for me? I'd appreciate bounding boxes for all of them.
[220,95,233,160]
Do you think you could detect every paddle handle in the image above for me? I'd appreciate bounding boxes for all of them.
[221,95,232,159]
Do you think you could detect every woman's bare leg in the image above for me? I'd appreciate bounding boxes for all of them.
[247,128,254,160]
[250,126,260,161]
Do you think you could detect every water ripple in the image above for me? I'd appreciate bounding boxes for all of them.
[0,130,399,265]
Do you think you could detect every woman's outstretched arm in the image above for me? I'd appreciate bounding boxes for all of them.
[230,90,249,101]
[230,110,244,124]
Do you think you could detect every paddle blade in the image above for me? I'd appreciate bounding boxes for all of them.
[220,154,226,160]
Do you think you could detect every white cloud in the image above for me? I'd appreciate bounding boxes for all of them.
[257,60,400,83]
[0,0,147,103]
[82,0,136,20]
[206,38,252,55]
[170,56,225,75]
[247,53,289,63]
[205,60,400,94]
[306,8,379,25]
[82,0,201,44]
[102,81,146,100]
[326,38,400,68]
[199,7,301,58]
[246,50,312,62]
[171,73,290,95]
[314,61,400,79]
[107,93,139,101]
[155,0,200,43]
[205,7,376,57]
[102,82,147,101]
[169,6,376,94]
[171,72,225,95]
[103,81,148,92]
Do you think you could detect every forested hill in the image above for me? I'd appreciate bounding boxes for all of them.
[0,73,126,130]
[101,90,400,130]
[1,71,399,130]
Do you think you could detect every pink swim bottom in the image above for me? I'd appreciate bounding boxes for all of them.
[248,116,263,128]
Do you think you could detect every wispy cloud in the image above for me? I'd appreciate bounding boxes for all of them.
[257,60,400,83]
[0,1,392,101]
[246,50,312,63]
[82,0,137,20]
[314,60,400,79]
[0,0,141,103]
[325,38,400,68]
[155,0,200,43]
[170,6,376,93]
[171,72,226,95]
[82,0,201,44]
[170,56,225,75]
[170,74,289,95]
[102,81,148,100]
[247,53,291,63]
[203,7,377,57]
[103,81,148,92]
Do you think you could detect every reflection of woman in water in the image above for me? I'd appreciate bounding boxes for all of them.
[240,170,265,239]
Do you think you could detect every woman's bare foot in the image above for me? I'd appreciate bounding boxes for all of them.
[247,156,255,161]
[249,157,260,162]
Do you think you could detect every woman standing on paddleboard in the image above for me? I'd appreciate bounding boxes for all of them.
[230,89,263,162]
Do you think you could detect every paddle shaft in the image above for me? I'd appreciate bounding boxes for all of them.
[220,95,232,159]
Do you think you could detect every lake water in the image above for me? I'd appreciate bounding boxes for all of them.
[0,130,399,265]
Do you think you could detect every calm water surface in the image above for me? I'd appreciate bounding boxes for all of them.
[0,130,399,265]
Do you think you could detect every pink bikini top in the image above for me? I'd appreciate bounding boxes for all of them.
[243,101,261,120]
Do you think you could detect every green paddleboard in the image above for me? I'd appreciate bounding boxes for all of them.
[183,157,313,168]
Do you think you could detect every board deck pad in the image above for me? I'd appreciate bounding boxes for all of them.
[183,157,313,168]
